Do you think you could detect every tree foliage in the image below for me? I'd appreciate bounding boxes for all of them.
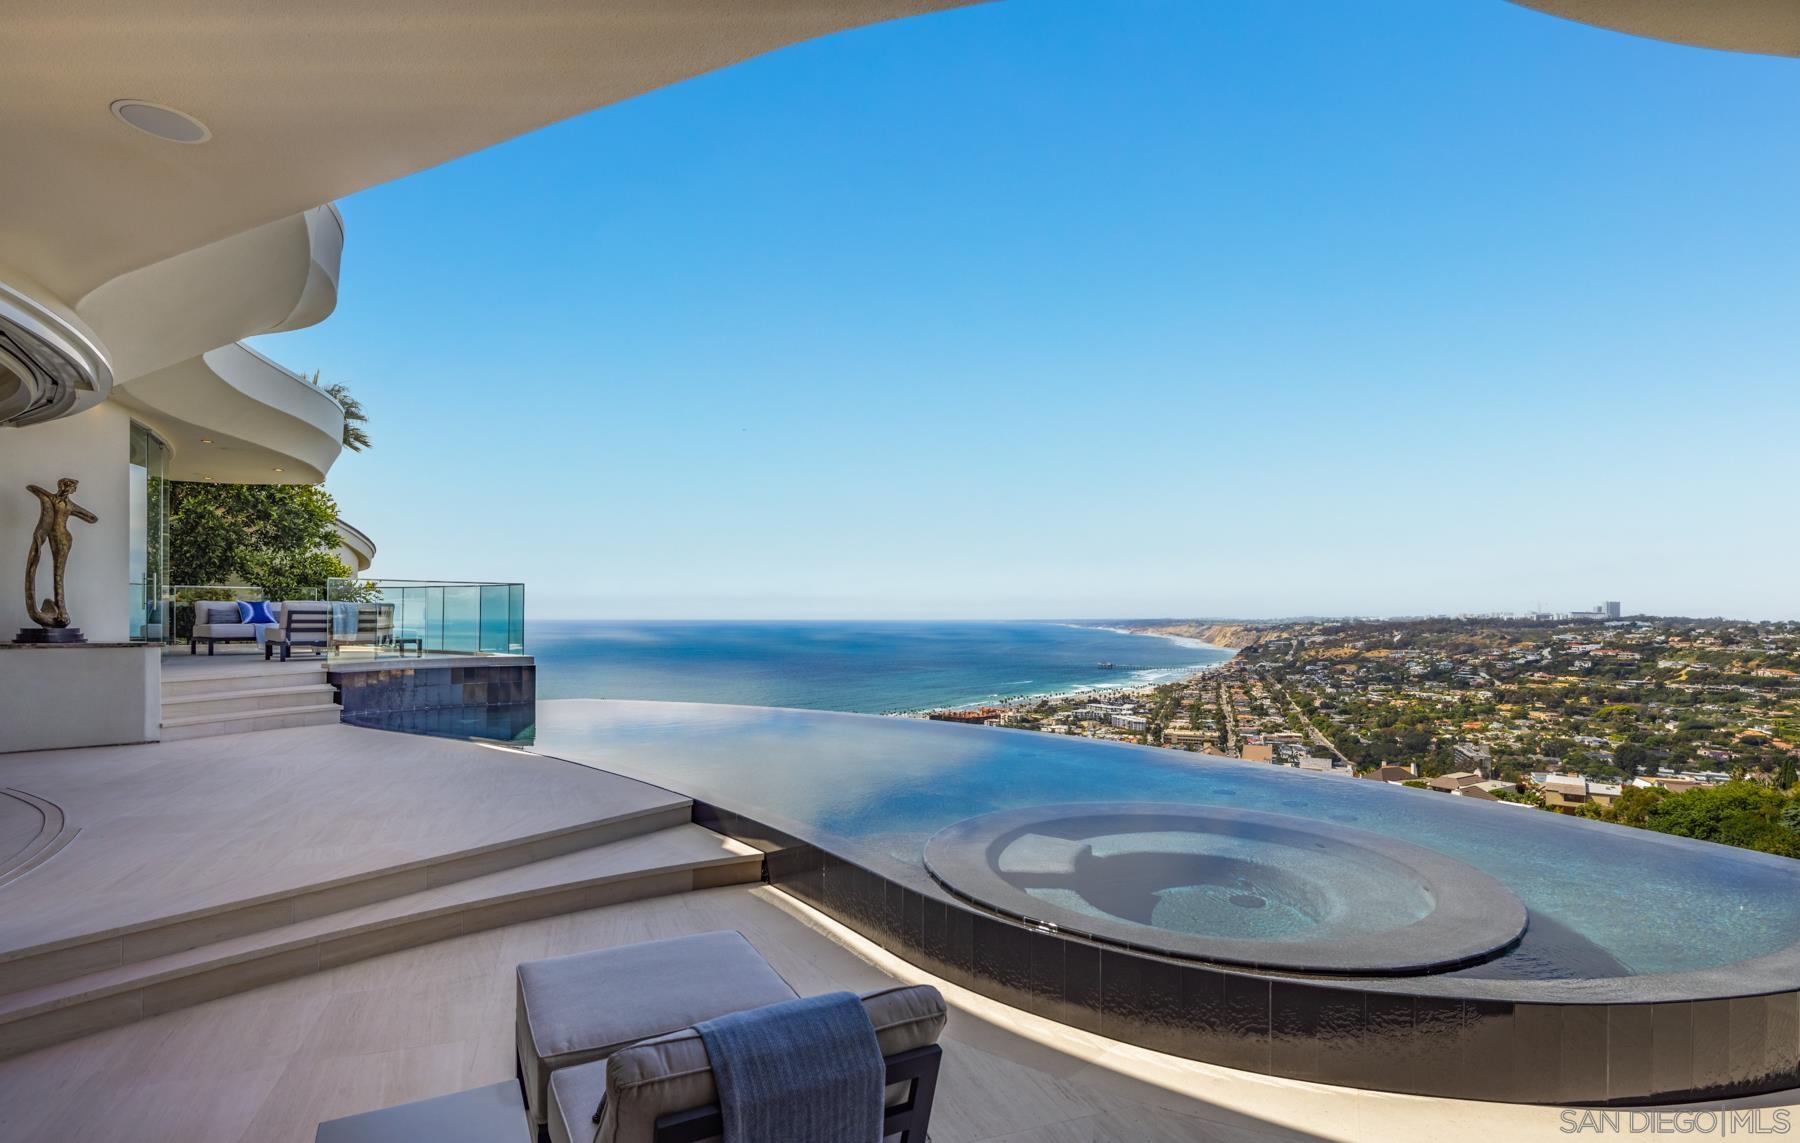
[167,482,351,601]
[1598,782,1800,859]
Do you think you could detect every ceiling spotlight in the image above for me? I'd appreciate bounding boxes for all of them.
[200,438,213,444]
[273,467,284,472]
[111,99,211,144]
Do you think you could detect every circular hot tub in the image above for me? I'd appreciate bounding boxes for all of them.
[923,803,1527,974]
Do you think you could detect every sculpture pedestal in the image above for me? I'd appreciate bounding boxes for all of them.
[13,627,86,644]
[0,642,159,751]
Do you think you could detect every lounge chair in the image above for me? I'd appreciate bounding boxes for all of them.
[516,931,800,1129]
[265,600,331,660]
[547,983,944,1143]
[320,931,945,1143]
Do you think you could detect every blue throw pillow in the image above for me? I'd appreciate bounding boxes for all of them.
[238,600,278,625]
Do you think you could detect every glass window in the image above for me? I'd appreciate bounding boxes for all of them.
[127,423,170,642]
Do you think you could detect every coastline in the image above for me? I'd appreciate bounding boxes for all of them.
[895,625,1237,717]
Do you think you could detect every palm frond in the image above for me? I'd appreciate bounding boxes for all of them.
[320,381,372,452]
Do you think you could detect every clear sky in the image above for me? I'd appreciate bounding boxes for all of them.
[255,0,1800,622]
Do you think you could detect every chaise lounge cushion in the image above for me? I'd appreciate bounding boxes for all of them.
[549,983,945,1143]
[517,931,799,1127]
[548,1060,611,1143]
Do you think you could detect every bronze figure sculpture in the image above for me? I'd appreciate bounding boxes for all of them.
[20,477,97,640]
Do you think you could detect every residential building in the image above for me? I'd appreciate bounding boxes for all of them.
[1427,771,1486,794]
[1295,755,1351,777]
[1458,780,1521,801]
[1452,741,1492,771]
[1365,763,1420,783]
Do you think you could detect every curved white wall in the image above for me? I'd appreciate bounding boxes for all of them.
[270,205,345,334]
[114,343,345,484]
[332,517,377,574]
[75,206,342,389]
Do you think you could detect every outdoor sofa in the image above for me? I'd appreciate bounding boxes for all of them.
[189,599,274,654]
[189,599,404,659]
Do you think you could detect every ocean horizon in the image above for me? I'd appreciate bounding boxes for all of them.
[526,620,1235,714]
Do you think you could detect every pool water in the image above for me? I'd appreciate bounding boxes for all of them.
[530,699,1800,981]
[1152,882,1315,939]
[1060,829,1423,939]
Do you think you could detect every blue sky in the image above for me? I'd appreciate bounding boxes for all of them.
[257,0,1800,621]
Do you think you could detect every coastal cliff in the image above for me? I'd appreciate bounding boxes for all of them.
[1127,622,1267,650]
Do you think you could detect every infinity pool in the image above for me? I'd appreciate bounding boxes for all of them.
[531,699,1800,987]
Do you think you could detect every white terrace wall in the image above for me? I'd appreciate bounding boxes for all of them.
[0,403,131,642]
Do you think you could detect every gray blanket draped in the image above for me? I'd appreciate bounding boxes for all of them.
[694,991,884,1143]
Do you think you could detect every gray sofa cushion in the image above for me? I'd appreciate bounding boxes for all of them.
[587,983,946,1143]
[516,931,799,1127]
[196,601,242,625]
[193,622,255,638]
[193,599,272,638]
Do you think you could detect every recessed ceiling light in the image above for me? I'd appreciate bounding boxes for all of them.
[199,438,213,444]
[273,467,284,473]
[110,99,211,144]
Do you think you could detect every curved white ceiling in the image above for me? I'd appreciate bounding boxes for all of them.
[1509,1,1800,56]
[1,1,983,312]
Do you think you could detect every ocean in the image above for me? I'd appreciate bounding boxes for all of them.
[527,620,1234,714]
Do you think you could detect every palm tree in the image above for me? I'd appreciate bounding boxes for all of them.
[308,372,371,452]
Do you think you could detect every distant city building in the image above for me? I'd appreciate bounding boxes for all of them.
[1570,599,1623,620]
[1452,742,1492,771]
[928,708,1003,725]
[1161,728,1214,745]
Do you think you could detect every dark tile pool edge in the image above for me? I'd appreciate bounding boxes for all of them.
[692,799,1800,1106]
[330,657,536,715]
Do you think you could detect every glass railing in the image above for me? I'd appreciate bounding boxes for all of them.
[325,578,525,655]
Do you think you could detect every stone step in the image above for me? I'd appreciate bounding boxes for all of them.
[160,684,339,720]
[160,662,329,699]
[159,704,343,740]
[0,801,693,999]
[0,824,761,1059]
